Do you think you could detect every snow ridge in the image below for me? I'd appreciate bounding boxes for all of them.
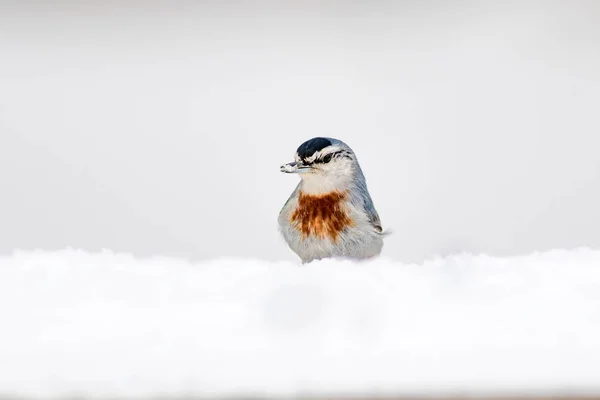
[1,248,600,398]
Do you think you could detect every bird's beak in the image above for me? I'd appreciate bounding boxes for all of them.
[280,161,311,173]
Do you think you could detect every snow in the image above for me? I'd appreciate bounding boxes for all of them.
[1,249,600,398]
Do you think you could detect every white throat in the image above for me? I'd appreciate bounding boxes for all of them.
[299,172,353,195]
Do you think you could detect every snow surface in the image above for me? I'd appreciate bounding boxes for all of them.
[1,248,600,399]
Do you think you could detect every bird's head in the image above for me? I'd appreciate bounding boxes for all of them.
[280,137,362,195]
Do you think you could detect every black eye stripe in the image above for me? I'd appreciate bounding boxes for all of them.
[314,151,343,164]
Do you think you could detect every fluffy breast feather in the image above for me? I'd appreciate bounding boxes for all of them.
[290,190,354,241]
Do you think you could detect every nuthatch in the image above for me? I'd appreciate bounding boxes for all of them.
[278,137,384,263]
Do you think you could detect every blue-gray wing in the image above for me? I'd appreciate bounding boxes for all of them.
[353,166,384,234]
[361,191,383,234]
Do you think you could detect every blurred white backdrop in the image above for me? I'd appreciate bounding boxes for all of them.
[1,1,599,262]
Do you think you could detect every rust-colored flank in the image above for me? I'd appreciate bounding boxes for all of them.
[290,190,354,241]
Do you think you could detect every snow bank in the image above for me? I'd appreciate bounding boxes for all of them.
[1,249,600,398]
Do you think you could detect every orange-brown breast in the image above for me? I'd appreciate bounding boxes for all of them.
[290,191,354,241]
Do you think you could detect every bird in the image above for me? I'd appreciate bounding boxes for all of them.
[278,137,384,263]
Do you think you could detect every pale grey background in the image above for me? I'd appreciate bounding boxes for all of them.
[1,1,599,263]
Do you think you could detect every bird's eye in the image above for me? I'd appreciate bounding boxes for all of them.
[322,154,333,163]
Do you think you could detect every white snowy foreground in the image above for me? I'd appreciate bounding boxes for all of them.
[1,249,600,399]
